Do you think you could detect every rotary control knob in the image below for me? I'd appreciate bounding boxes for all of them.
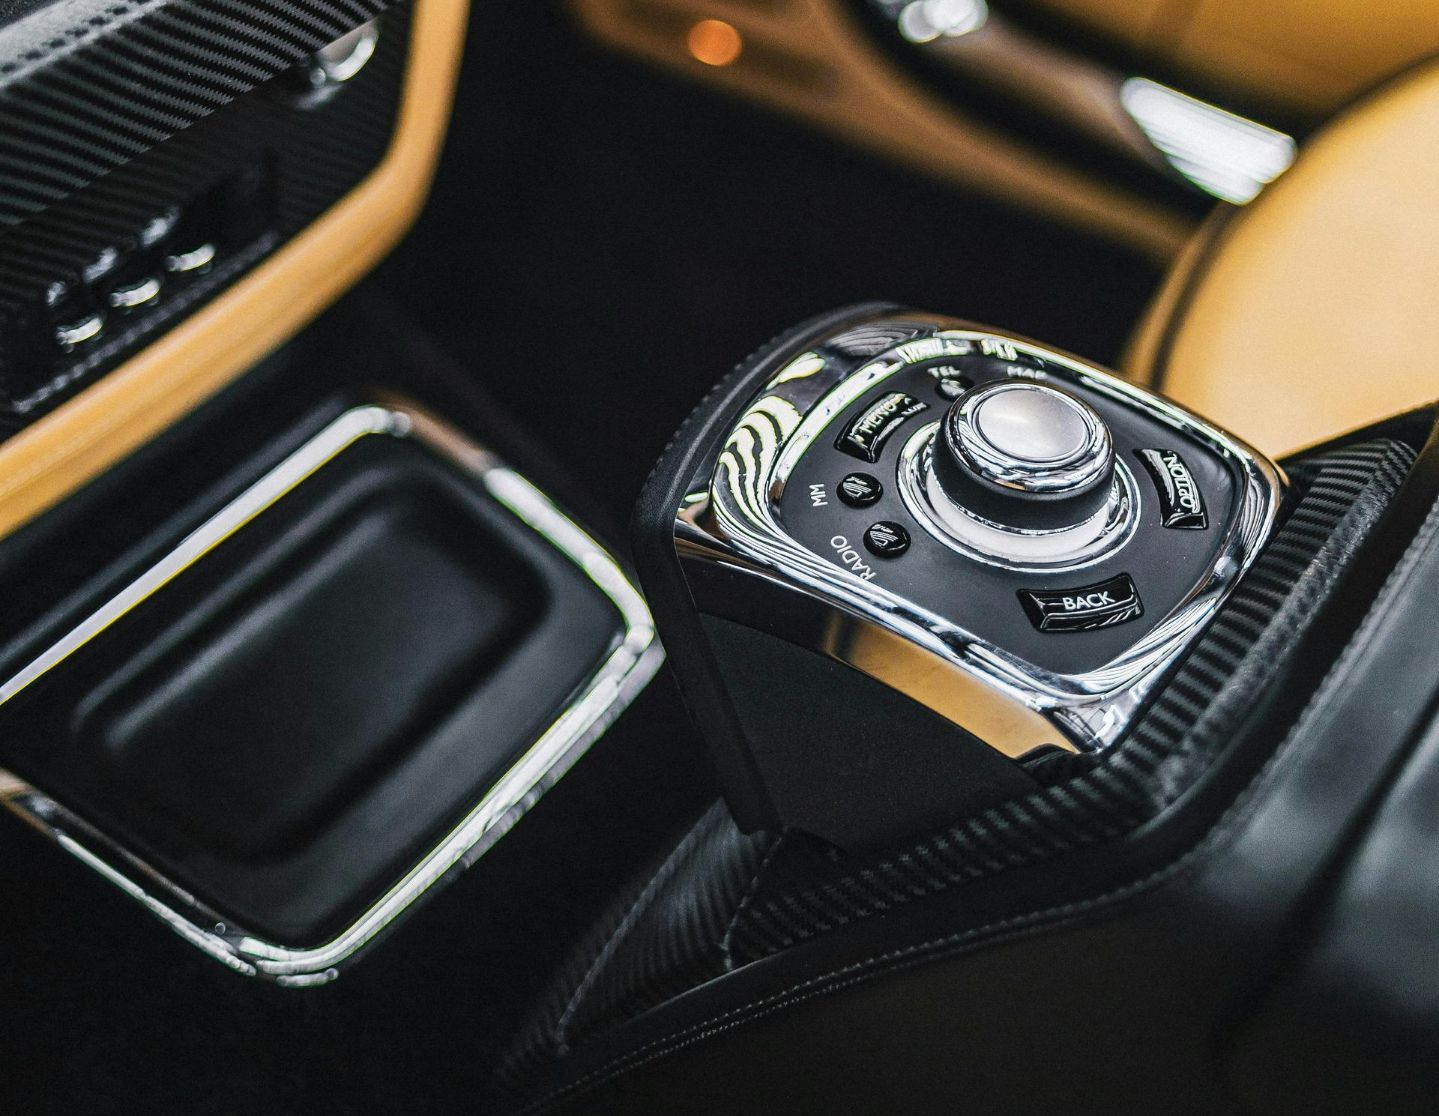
[908,379,1131,568]
[931,381,1115,530]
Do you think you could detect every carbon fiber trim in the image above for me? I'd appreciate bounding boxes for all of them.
[0,0,395,228]
[501,437,1418,1090]
[727,439,1416,957]
[0,0,410,427]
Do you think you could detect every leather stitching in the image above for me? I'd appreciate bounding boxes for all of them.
[519,855,1206,1115]
[551,813,719,1056]
[719,832,787,973]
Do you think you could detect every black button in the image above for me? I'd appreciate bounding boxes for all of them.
[864,521,910,557]
[838,472,883,507]
[836,392,928,462]
[1018,574,1143,633]
[1134,448,1208,529]
[921,362,972,400]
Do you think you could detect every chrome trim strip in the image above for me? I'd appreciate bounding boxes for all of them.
[1120,78,1296,205]
[678,315,1284,754]
[0,405,404,708]
[0,401,663,984]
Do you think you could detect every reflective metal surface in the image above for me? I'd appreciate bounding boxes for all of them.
[868,0,1296,206]
[290,18,381,107]
[900,421,1139,570]
[897,0,989,43]
[966,381,1095,464]
[164,243,217,275]
[1120,78,1296,205]
[676,313,1283,756]
[0,401,663,984]
[53,312,103,350]
[107,276,162,311]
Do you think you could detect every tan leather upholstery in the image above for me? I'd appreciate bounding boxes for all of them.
[1169,0,1439,117]
[1121,209,1230,386]
[1127,60,1439,457]
[1026,0,1173,52]
[1031,0,1439,117]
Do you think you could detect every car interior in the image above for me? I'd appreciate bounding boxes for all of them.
[3,0,1439,1111]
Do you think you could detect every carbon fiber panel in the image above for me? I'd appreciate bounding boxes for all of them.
[0,0,409,428]
[501,436,1418,1091]
[0,0,395,227]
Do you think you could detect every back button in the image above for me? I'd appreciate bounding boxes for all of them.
[1018,574,1142,633]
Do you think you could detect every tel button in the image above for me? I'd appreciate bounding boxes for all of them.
[1018,574,1143,633]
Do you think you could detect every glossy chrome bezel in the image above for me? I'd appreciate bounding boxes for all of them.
[947,380,1112,493]
[899,421,1140,572]
[54,312,103,349]
[289,18,381,108]
[676,314,1284,755]
[107,275,162,311]
[0,401,663,985]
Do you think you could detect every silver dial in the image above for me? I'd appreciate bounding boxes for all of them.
[911,380,1132,568]
[943,381,1114,510]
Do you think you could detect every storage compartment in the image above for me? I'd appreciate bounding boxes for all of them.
[0,402,659,979]
[77,448,545,860]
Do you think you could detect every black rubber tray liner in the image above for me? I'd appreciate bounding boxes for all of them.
[0,434,620,945]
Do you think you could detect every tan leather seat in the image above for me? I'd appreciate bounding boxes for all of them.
[1031,0,1439,118]
[1126,59,1439,457]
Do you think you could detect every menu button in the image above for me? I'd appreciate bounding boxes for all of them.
[836,392,928,463]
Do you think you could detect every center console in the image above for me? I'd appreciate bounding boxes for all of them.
[504,304,1430,1113]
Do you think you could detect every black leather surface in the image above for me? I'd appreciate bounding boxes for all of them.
[0,428,621,945]
[1224,492,1439,1111]
[630,302,900,833]
[82,452,539,860]
[702,612,1041,848]
[0,288,721,1114]
[505,426,1430,1112]
[1230,712,1439,1111]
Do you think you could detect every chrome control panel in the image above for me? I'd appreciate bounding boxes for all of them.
[640,306,1285,848]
